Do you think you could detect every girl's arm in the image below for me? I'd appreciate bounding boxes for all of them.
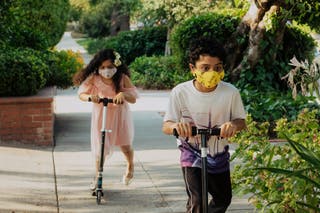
[114,75,137,104]
[79,93,100,103]
[79,93,91,102]
[77,74,100,103]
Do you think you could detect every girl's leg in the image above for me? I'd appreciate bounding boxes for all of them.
[120,145,134,184]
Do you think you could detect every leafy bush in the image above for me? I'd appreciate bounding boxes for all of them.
[235,26,316,92]
[87,26,167,64]
[231,109,320,212]
[0,0,70,50]
[0,46,49,96]
[170,12,316,93]
[45,50,85,89]
[129,55,191,89]
[171,12,241,70]
[241,89,318,123]
[0,45,84,96]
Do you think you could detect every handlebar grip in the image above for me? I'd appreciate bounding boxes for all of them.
[173,129,179,138]
[210,128,221,136]
[173,126,221,137]
[87,97,113,104]
[191,126,197,136]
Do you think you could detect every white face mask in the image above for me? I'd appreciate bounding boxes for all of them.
[99,68,117,79]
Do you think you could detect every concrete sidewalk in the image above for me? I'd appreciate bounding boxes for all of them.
[52,88,254,213]
[0,88,254,212]
[0,32,254,213]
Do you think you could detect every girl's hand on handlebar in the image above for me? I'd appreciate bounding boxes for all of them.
[90,95,100,103]
[174,122,192,138]
[113,92,125,105]
[220,121,237,138]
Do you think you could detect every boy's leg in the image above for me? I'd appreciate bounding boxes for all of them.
[182,167,202,213]
[207,170,232,213]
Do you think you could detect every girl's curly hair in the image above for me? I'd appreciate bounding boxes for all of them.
[188,36,226,65]
[73,49,130,93]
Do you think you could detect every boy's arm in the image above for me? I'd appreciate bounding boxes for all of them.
[162,121,192,138]
[162,121,176,135]
[220,118,246,138]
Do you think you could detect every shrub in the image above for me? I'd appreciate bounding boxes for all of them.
[45,50,85,89]
[240,89,318,123]
[170,12,241,70]
[0,46,49,96]
[170,12,316,92]
[87,26,167,65]
[0,0,70,50]
[231,109,320,212]
[129,55,191,89]
[235,26,316,92]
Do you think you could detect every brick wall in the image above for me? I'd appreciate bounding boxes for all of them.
[0,87,55,146]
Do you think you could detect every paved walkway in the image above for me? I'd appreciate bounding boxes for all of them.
[0,32,254,212]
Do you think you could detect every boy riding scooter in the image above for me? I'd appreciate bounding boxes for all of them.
[162,37,246,213]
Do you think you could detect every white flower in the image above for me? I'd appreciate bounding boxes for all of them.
[252,152,257,160]
[113,51,122,67]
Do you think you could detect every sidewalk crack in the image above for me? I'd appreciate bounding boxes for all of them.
[137,156,173,212]
[51,145,60,213]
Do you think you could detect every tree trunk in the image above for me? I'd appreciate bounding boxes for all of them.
[226,0,286,82]
[110,5,130,36]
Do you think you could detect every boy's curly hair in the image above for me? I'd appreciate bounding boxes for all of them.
[188,36,226,65]
[73,49,130,93]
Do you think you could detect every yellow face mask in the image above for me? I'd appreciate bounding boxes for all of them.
[193,70,225,89]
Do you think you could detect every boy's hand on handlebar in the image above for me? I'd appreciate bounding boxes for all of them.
[220,122,237,138]
[113,92,125,105]
[173,122,192,138]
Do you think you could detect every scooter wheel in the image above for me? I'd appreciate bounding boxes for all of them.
[96,190,102,204]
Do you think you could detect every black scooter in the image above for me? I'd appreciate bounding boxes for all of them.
[90,98,113,204]
[174,126,221,213]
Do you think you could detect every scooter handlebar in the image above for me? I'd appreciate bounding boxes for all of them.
[99,98,113,106]
[88,97,113,106]
[173,126,221,138]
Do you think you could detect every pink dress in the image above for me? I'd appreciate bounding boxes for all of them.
[78,74,138,160]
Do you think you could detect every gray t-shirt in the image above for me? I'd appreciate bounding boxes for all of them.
[164,80,246,173]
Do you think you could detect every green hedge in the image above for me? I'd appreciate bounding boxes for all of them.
[44,50,85,89]
[0,0,70,50]
[0,47,49,96]
[129,55,191,89]
[87,26,167,65]
[171,12,241,70]
[0,0,84,97]
[171,12,316,92]
[0,45,84,97]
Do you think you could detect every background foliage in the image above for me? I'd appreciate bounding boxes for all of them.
[87,26,167,65]
[0,0,70,50]
[129,55,190,89]
[231,109,320,212]
[171,12,241,70]
[0,0,84,96]
[0,47,48,96]
[45,50,85,89]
